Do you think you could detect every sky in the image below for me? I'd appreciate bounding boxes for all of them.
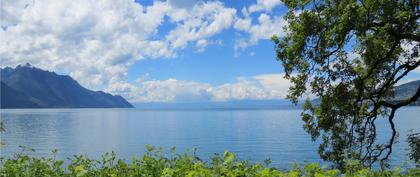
[1,0,419,103]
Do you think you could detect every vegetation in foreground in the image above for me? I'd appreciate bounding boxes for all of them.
[1,146,419,177]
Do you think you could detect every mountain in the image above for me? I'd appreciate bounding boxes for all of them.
[311,80,420,106]
[1,64,133,108]
[393,80,420,105]
[134,100,300,110]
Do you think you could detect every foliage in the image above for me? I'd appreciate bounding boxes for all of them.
[272,0,419,168]
[0,121,4,148]
[407,132,420,167]
[1,146,419,177]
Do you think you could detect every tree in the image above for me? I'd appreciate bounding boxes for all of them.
[272,0,419,168]
[407,132,420,166]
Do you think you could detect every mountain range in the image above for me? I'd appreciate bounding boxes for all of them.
[393,80,420,105]
[1,64,133,108]
[0,64,418,109]
[309,80,420,106]
[133,80,419,109]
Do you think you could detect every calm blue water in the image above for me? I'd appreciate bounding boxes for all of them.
[1,107,419,168]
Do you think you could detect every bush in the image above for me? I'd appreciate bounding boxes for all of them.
[1,146,419,177]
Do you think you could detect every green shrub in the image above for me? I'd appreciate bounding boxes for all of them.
[1,146,419,177]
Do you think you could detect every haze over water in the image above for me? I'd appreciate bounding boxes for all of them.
[1,107,419,168]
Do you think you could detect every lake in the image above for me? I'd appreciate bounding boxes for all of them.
[1,107,419,168]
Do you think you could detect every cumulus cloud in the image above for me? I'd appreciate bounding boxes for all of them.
[0,0,30,27]
[232,0,287,54]
[401,41,420,73]
[211,74,290,101]
[234,13,287,51]
[0,0,238,89]
[165,1,236,51]
[1,0,291,101]
[106,73,291,103]
[246,0,283,14]
[0,0,174,88]
[106,79,213,103]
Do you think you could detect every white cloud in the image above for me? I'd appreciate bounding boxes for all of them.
[107,79,213,103]
[212,73,290,101]
[0,0,290,98]
[234,17,252,31]
[0,0,30,27]
[165,1,236,50]
[401,41,420,73]
[247,0,282,14]
[0,0,175,89]
[0,0,239,90]
[195,39,223,52]
[107,73,291,103]
[195,39,209,52]
[135,73,151,83]
[234,13,287,51]
[232,0,287,53]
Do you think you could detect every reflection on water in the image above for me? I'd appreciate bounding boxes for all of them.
[1,107,419,167]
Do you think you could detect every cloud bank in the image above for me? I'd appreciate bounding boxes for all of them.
[0,0,290,102]
[106,73,291,103]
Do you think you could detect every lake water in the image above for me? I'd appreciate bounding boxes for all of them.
[1,107,419,168]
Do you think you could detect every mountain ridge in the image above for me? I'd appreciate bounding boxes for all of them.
[1,64,133,108]
[1,64,418,109]
[392,80,420,106]
[310,80,420,106]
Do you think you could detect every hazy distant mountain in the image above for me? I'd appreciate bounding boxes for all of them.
[393,80,420,105]
[135,80,420,110]
[312,80,420,106]
[1,64,133,108]
[134,99,300,110]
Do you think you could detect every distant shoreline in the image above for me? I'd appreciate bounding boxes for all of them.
[2,105,419,111]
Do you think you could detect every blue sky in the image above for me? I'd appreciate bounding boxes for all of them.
[1,0,419,103]
[125,0,288,85]
[127,39,280,85]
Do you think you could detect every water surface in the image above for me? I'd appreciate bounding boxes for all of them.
[1,107,419,167]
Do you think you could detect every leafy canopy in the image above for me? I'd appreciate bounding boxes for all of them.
[273,0,419,168]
